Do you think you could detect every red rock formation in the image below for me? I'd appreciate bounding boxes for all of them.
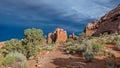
[48,28,67,43]
[69,32,77,40]
[0,42,4,49]
[84,4,120,36]
[48,33,54,43]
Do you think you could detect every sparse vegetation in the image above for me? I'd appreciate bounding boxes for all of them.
[83,51,94,62]
[1,52,28,68]
[3,39,24,55]
[1,28,120,68]
[106,58,115,68]
[1,55,15,67]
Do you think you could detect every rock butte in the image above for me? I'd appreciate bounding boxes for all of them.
[47,28,68,43]
[84,4,120,36]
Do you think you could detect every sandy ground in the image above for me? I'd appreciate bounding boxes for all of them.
[33,45,107,68]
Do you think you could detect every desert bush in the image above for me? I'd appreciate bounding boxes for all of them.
[106,59,115,68]
[65,45,78,54]
[112,35,120,44]
[1,55,15,67]
[115,42,120,50]
[2,52,29,68]
[2,28,46,60]
[112,36,120,50]
[66,38,74,42]
[42,44,55,51]
[105,49,116,57]
[22,28,45,59]
[23,42,41,59]
[13,52,28,68]
[3,39,24,54]
[78,44,86,53]
[91,42,104,55]
[96,38,106,44]
[105,37,113,44]
[83,51,94,62]
[88,36,95,39]
[83,40,104,55]
[65,42,73,47]
[23,28,45,44]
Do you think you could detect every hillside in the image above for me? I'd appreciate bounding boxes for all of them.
[85,4,120,36]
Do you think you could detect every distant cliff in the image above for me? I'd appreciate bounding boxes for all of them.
[84,4,120,36]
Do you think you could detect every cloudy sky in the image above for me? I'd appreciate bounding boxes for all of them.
[0,0,120,41]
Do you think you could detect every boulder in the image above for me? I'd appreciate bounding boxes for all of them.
[84,4,120,36]
[48,28,68,43]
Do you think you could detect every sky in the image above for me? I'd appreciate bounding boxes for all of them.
[0,0,120,41]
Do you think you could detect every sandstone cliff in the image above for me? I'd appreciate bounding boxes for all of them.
[85,4,120,36]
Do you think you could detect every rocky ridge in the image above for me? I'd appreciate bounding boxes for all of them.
[84,4,120,36]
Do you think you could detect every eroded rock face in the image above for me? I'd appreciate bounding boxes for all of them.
[48,28,67,43]
[84,4,120,36]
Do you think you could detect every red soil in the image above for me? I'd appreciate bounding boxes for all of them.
[33,45,106,68]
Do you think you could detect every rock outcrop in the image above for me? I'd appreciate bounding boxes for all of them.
[48,28,67,43]
[84,4,120,36]
[69,32,78,40]
[0,42,4,49]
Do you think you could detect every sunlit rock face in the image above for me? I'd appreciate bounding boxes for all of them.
[0,42,4,49]
[48,28,67,43]
[84,4,120,36]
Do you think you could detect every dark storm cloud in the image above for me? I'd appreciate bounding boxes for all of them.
[0,0,120,41]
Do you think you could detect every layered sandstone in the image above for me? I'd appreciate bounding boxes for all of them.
[84,4,120,36]
[48,28,67,43]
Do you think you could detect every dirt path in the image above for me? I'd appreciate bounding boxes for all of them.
[36,45,107,68]
[37,45,85,68]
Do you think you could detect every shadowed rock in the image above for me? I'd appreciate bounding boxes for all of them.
[84,4,120,36]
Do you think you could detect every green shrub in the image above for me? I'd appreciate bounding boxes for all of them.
[115,43,120,50]
[14,52,28,68]
[2,52,29,68]
[3,39,24,54]
[78,44,86,53]
[106,59,115,68]
[105,37,113,44]
[83,51,94,62]
[42,45,55,51]
[22,28,45,59]
[112,36,120,44]
[113,37,120,50]
[65,46,77,53]
[88,36,95,39]
[83,40,105,55]
[107,49,116,57]
[65,42,73,47]
[91,42,104,55]
[1,56,15,67]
